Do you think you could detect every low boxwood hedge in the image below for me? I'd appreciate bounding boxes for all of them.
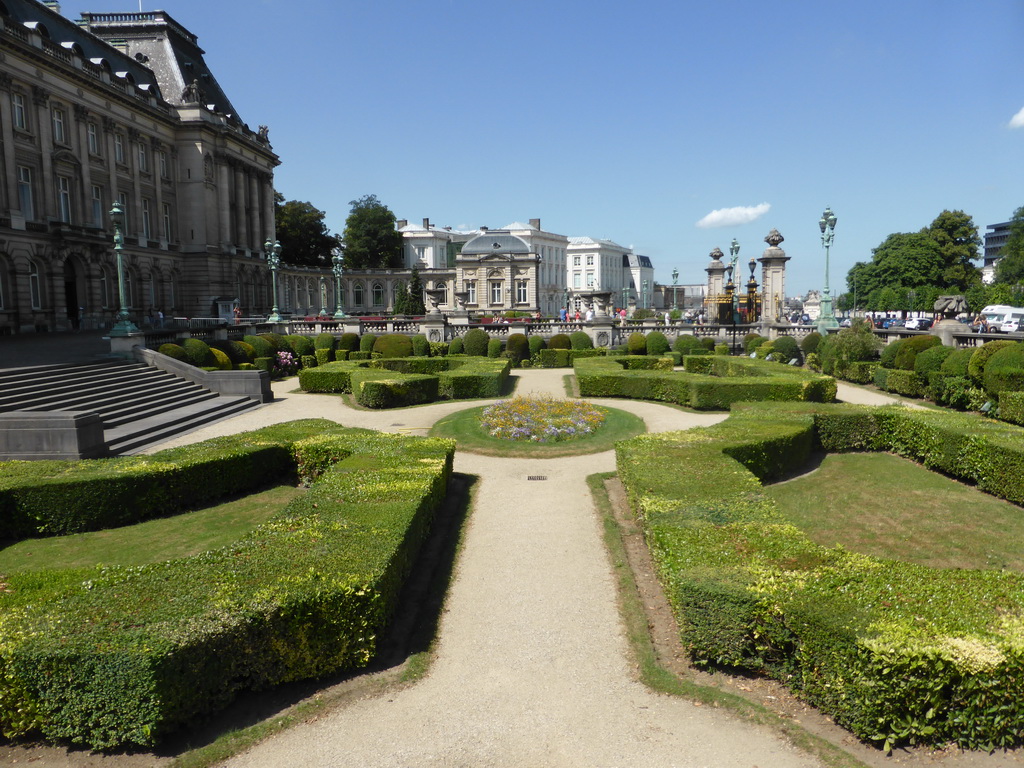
[351,370,439,408]
[576,356,836,410]
[0,421,455,749]
[617,402,1024,752]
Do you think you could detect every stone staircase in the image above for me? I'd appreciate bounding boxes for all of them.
[0,359,261,455]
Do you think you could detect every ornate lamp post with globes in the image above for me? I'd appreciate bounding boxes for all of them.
[671,268,679,311]
[332,248,346,319]
[816,206,839,333]
[109,201,139,336]
[264,239,283,323]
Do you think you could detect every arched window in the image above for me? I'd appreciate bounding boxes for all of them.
[99,266,110,308]
[436,281,448,305]
[353,282,364,307]
[392,281,405,306]
[372,282,384,307]
[28,260,43,309]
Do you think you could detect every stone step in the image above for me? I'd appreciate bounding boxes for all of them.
[105,396,261,455]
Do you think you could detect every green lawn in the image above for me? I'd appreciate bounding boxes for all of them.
[0,484,304,573]
[429,402,646,457]
[764,452,1024,571]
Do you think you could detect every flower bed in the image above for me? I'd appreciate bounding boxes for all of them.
[480,395,606,442]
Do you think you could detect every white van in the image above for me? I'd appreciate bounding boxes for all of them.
[979,305,1024,333]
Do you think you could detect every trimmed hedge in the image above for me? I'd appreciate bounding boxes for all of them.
[0,421,454,748]
[411,334,430,357]
[351,369,439,408]
[968,340,1015,384]
[673,335,711,355]
[548,333,571,350]
[463,328,489,356]
[338,332,360,353]
[181,338,214,368]
[157,343,187,362]
[575,355,836,410]
[617,402,1024,752]
[528,334,546,357]
[243,334,274,359]
[892,334,941,371]
[646,331,670,355]
[358,333,377,353]
[448,337,464,355]
[983,342,1024,399]
[372,333,414,358]
[569,331,593,350]
[486,338,503,358]
[627,332,647,355]
[506,333,529,366]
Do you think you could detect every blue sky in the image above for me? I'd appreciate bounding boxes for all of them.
[60,0,1024,295]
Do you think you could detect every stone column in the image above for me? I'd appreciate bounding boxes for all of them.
[233,162,247,250]
[74,105,92,224]
[248,170,261,251]
[102,116,118,213]
[127,128,143,240]
[217,157,232,248]
[0,74,20,219]
[32,86,55,221]
[758,229,791,325]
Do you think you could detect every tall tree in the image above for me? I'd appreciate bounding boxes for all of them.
[994,206,1024,285]
[342,194,403,269]
[274,193,341,267]
[925,209,981,289]
[406,266,426,315]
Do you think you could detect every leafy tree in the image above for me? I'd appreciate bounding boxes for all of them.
[273,193,341,267]
[994,206,1024,284]
[342,194,402,269]
[877,286,899,312]
[925,209,981,289]
[406,266,426,315]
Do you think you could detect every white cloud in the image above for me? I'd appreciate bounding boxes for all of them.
[695,202,771,229]
[1010,107,1024,129]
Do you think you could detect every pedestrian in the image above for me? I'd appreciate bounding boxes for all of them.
[156,309,164,328]
[233,305,241,324]
[585,307,594,321]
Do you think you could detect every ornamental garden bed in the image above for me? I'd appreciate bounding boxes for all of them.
[616,401,1024,752]
[0,420,454,749]
[575,355,837,410]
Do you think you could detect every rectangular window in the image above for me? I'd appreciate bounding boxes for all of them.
[117,191,129,230]
[586,272,595,287]
[490,281,502,304]
[158,150,168,179]
[57,175,72,223]
[141,198,152,240]
[52,108,66,143]
[12,92,27,131]
[573,255,581,266]
[573,272,581,289]
[87,122,99,154]
[516,280,528,304]
[138,142,148,172]
[91,185,103,226]
[466,281,476,304]
[162,202,172,239]
[586,255,594,266]
[114,134,125,164]
[17,166,33,220]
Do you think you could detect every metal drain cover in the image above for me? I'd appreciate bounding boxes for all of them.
[527,476,548,481]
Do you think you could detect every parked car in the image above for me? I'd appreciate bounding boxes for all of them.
[1000,318,1024,334]
[840,318,852,328]
[905,317,933,331]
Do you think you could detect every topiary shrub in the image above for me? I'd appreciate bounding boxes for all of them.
[209,340,247,368]
[259,333,288,353]
[158,343,188,362]
[801,332,822,355]
[983,343,1024,399]
[754,341,775,360]
[528,335,546,358]
[209,347,232,370]
[359,333,377,353]
[627,332,647,355]
[570,331,593,350]
[235,341,256,363]
[315,348,332,365]
[879,338,908,370]
[338,333,360,353]
[411,334,430,357]
[506,333,529,366]
[646,331,670,355]
[548,333,571,350]
[818,324,880,377]
[940,348,974,376]
[372,333,414,358]
[487,338,503,358]
[743,333,769,354]
[244,335,274,359]
[770,336,801,364]
[300,354,317,370]
[673,335,707,355]
[913,345,954,380]
[700,337,716,352]
[892,334,942,371]
[714,343,730,355]
[182,338,214,368]
[449,337,464,355]
[286,335,315,357]
[968,340,1016,385]
[463,328,489,356]
[314,333,336,352]
[428,342,448,357]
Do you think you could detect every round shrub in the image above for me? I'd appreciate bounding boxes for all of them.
[754,341,775,360]
[983,343,1024,398]
[338,333,360,352]
[463,328,489,356]
[487,338,503,358]
[771,335,801,363]
[646,331,670,355]
[314,333,336,352]
[286,335,315,357]
[892,335,942,371]
[244,335,273,359]
[209,347,232,370]
[411,334,430,357]
[940,348,974,376]
[182,338,214,368]
[800,332,822,355]
[359,333,377,352]
[818,325,879,376]
[449,336,465,355]
[209,339,247,367]
[743,333,768,354]
[700,337,716,352]
[548,333,571,350]
[913,345,954,378]
[570,331,593,350]
[968,340,1016,385]
[506,333,529,366]
[528,335,546,357]
[158,343,187,362]
[373,333,413,358]
[259,333,288,353]
[673,335,705,355]
[627,332,647,355]
[879,338,908,370]
[235,341,256,363]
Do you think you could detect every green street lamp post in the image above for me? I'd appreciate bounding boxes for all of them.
[318,276,328,318]
[671,268,679,311]
[622,284,631,311]
[642,279,649,309]
[264,239,283,323]
[109,201,139,336]
[817,207,839,333]
[729,238,741,326]
[332,249,346,319]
